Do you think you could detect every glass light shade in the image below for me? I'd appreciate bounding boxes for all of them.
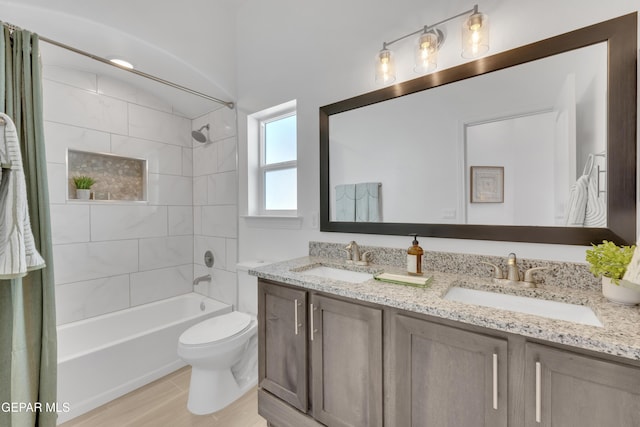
[461,12,489,58]
[414,32,439,74]
[375,49,396,85]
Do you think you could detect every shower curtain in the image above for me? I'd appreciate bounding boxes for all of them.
[0,25,57,427]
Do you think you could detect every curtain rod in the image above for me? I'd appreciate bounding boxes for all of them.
[2,21,234,109]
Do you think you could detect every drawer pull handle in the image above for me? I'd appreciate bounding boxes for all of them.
[492,353,498,410]
[535,361,541,423]
[294,299,299,335]
[310,303,315,341]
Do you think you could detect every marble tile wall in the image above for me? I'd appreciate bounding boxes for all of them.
[44,66,195,325]
[191,108,239,309]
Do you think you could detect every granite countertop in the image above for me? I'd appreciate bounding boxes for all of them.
[250,256,640,361]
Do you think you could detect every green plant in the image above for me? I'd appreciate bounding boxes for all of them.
[585,240,636,284]
[73,175,96,190]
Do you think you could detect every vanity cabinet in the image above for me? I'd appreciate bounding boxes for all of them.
[386,312,508,427]
[258,280,308,412]
[258,278,640,427]
[524,343,640,427]
[310,293,383,427]
[258,279,383,427]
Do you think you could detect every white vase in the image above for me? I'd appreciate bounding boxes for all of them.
[76,189,91,200]
[602,277,640,305]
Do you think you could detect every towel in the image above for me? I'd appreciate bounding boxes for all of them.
[0,112,46,279]
[374,272,432,288]
[355,182,381,222]
[584,171,606,227]
[335,184,356,221]
[563,175,588,226]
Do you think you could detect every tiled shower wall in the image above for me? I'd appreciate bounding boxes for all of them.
[191,110,239,308]
[44,65,195,325]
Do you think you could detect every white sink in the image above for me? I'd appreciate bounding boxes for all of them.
[297,266,372,283]
[444,286,603,327]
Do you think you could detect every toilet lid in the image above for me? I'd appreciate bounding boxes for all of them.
[180,312,251,345]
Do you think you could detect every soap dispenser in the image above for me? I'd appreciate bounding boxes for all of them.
[407,234,424,276]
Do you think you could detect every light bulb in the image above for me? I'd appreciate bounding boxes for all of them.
[414,32,438,74]
[375,49,396,85]
[462,12,489,59]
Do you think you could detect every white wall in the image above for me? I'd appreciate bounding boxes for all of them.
[466,112,556,226]
[45,65,195,325]
[235,0,640,264]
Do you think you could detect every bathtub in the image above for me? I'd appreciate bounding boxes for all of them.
[56,292,231,424]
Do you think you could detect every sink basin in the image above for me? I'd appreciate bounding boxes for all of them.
[444,287,603,327]
[296,266,372,283]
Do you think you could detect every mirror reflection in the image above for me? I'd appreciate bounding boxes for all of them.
[329,42,607,227]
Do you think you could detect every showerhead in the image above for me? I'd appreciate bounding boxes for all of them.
[191,124,210,143]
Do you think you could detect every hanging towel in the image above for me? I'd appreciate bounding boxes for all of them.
[563,174,589,226]
[584,168,606,227]
[0,112,46,279]
[355,182,381,222]
[335,184,356,221]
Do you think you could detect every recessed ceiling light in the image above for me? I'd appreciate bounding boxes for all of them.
[109,58,134,69]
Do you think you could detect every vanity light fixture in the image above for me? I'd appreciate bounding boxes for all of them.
[375,4,490,84]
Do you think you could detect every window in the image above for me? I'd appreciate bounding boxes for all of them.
[247,100,298,218]
[260,113,297,213]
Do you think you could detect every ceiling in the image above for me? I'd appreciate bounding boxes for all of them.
[0,0,240,118]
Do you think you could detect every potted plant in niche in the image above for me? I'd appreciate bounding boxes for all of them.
[73,175,95,200]
[586,240,640,305]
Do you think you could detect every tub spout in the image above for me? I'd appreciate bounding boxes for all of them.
[193,274,212,285]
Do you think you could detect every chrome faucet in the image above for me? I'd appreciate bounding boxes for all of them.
[193,274,212,285]
[345,241,370,265]
[482,253,549,288]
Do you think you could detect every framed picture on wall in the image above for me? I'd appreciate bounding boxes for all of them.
[470,166,504,203]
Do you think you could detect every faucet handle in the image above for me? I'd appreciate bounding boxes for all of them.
[523,267,550,284]
[481,262,504,279]
[355,251,371,265]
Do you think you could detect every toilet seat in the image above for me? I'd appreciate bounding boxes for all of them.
[180,312,252,346]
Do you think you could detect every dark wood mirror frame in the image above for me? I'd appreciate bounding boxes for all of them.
[320,13,637,245]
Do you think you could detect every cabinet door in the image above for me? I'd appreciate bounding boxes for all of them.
[525,343,640,427]
[258,280,308,412]
[387,313,508,427]
[310,294,383,427]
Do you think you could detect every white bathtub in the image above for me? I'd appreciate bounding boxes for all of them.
[56,292,231,424]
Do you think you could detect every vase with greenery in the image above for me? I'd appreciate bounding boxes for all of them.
[586,240,640,305]
[73,175,95,200]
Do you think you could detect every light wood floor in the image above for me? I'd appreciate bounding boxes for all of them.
[60,366,267,427]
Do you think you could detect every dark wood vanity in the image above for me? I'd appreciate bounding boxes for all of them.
[258,278,640,427]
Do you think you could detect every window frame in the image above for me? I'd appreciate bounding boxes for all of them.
[258,110,297,216]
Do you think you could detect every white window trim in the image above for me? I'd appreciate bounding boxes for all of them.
[258,111,297,216]
[246,100,299,220]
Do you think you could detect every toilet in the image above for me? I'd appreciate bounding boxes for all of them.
[177,261,265,415]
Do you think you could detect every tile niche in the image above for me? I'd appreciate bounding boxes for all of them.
[67,149,147,201]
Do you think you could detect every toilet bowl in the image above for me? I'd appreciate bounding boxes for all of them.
[177,261,266,415]
[178,311,258,414]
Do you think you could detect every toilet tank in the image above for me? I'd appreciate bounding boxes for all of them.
[236,261,268,316]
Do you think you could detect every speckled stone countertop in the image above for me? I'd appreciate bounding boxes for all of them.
[250,255,640,361]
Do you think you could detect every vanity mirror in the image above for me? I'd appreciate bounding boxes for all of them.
[320,13,637,245]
